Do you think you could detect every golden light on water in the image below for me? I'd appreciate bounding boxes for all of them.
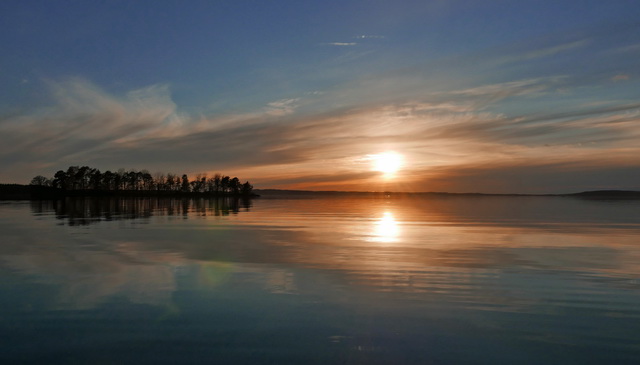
[372,211,400,243]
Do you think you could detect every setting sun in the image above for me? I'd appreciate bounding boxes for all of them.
[371,152,404,175]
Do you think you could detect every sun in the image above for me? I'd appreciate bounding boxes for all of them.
[371,151,404,175]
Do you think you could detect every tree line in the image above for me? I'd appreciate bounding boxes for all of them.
[30,166,254,196]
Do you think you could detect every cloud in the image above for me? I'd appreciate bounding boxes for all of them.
[2,75,639,193]
[258,171,379,188]
[325,42,357,46]
[612,43,640,54]
[517,40,589,61]
[443,77,565,107]
[354,35,385,39]
[448,78,560,97]
[0,78,182,173]
[420,160,640,194]
[424,101,640,147]
[265,98,300,116]
[611,74,630,82]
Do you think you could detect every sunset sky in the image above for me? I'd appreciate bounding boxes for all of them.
[1,0,639,193]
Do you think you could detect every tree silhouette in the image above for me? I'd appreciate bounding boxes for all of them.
[241,181,253,195]
[30,166,255,196]
[30,175,50,186]
[181,174,190,193]
[230,177,240,195]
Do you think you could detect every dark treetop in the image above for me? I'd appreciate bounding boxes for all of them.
[20,166,254,198]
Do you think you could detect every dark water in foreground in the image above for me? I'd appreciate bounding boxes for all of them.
[1,195,639,364]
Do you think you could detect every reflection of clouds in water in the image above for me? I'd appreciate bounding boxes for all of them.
[5,196,640,313]
[194,261,234,288]
[265,269,297,294]
[1,244,184,310]
[371,211,400,243]
[55,264,177,310]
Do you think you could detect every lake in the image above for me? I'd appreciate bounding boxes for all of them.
[1,195,639,364]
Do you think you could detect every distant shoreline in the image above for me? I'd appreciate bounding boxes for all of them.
[253,189,640,199]
[2,184,639,200]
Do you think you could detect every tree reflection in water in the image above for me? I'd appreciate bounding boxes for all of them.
[30,197,253,226]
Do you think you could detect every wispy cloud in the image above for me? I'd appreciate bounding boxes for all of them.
[354,35,385,39]
[0,78,182,171]
[612,43,640,54]
[2,75,639,193]
[611,74,630,82]
[517,40,590,61]
[443,77,565,107]
[265,98,300,116]
[325,42,357,46]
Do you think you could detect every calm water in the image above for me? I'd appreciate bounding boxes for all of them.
[1,195,639,364]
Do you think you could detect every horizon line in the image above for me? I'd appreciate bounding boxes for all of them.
[253,188,640,197]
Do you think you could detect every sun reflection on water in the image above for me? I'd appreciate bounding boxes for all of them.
[372,211,400,243]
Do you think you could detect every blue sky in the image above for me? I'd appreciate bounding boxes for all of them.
[1,0,639,192]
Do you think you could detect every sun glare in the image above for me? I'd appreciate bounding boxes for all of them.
[372,211,400,243]
[371,152,403,175]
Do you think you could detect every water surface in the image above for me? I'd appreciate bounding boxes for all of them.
[1,195,639,364]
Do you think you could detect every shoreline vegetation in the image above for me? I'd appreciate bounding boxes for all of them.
[0,165,256,200]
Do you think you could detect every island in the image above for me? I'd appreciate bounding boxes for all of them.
[0,165,256,199]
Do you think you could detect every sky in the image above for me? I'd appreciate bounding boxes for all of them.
[1,0,639,193]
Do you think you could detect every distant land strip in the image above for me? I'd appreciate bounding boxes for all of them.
[253,189,640,199]
[3,184,639,200]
